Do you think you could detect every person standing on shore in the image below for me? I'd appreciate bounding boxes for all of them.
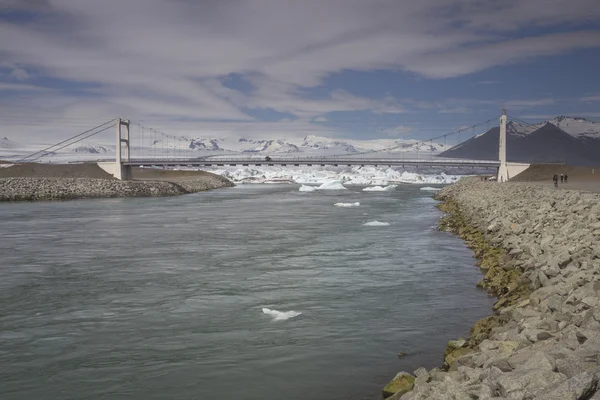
[565,174,568,183]
[560,174,564,183]
[553,174,558,187]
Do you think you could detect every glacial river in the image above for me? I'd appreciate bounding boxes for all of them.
[0,184,494,400]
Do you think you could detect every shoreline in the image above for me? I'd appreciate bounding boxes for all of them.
[381,178,600,399]
[0,164,235,201]
[0,177,234,201]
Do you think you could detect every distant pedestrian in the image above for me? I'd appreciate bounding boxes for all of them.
[553,174,558,188]
[565,174,568,183]
[560,174,564,183]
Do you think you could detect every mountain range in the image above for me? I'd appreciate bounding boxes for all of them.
[139,134,451,155]
[439,117,600,165]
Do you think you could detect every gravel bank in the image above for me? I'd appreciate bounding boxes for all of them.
[0,163,115,179]
[0,176,233,201]
[383,179,600,400]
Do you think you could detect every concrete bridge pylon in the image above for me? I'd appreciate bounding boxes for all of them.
[497,109,509,182]
[114,118,132,180]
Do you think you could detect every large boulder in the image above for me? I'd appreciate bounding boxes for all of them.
[382,372,415,399]
[495,370,567,399]
[532,368,600,400]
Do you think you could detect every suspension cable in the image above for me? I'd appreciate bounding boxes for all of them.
[17,119,116,162]
[23,124,114,162]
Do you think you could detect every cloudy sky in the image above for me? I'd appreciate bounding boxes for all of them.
[1,0,600,143]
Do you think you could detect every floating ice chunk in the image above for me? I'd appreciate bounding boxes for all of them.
[362,185,397,192]
[206,165,462,185]
[420,186,442,191]
[334,202,360,207]
[363,221,390,226]
[262,308,302,321]
[317,180,347,190]
[299,185,317,192]
[363,186,384,191]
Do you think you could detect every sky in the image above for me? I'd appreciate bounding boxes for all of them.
[1,0,600,145]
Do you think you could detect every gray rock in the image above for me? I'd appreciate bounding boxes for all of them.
[518,351,556,372]
[496,370,567,399]
[533,368,600,400]
[428,368,446,382]
[408,180,600,399]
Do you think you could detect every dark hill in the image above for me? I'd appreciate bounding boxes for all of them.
[439,122,600,165]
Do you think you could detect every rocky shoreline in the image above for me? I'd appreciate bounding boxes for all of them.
[382,179,600,399]
[0,176,234,201]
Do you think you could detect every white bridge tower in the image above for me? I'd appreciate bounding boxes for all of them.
[497,109,509,182]
[115,118,132,180]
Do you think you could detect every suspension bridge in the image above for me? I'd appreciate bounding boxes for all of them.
[15,110,526,181]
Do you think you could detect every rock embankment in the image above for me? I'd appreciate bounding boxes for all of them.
[384,180,600,400]
[0,176,234,201]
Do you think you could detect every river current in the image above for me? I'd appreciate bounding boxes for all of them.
[0,184,494,400]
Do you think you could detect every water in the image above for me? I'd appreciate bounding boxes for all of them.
[0,184,495,400]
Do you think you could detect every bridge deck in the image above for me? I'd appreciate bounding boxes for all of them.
[123,158,500,168]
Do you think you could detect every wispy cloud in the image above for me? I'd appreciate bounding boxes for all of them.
[580,95,600,102]
[438,107,470,114]
[0,0,599,140]
[504,98,556,108]
[383,125,413,137]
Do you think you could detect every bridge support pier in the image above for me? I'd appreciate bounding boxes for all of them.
[497,109,509,182]
[114,118,132,180]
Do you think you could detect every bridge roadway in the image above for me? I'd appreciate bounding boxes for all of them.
[122,157,500,169]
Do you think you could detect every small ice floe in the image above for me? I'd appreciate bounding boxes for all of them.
[317,180,347,190]
[262,308,302,321]
[362,185,397,192]
[420,187,441,192]
[334,202,360,207]
[299,185,317,192]
[363,221,390,226]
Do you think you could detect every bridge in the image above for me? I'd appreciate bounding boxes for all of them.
[121,157,500,168]
[17,109,525,181]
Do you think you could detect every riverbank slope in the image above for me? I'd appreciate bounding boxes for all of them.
[0,163,234,201]
[385,179,600,399]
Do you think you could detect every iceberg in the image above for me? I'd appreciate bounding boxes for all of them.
[299,185,317,192]
[420,186,442,192]
[317,180,347,190]
[363,221,390,226]
[195,165,464,186]
[362,185,397,192]
[334,202,360,207]
[262,308,302,321]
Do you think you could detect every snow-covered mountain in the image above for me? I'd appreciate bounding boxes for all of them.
[548,116,600,139]
[188,138,224,151]
[506,121,542,137]
[301,135,358,153]
[239,138,300,153]
[0,137,19,149]
[390,141,448,153]
[71,144,111,154]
